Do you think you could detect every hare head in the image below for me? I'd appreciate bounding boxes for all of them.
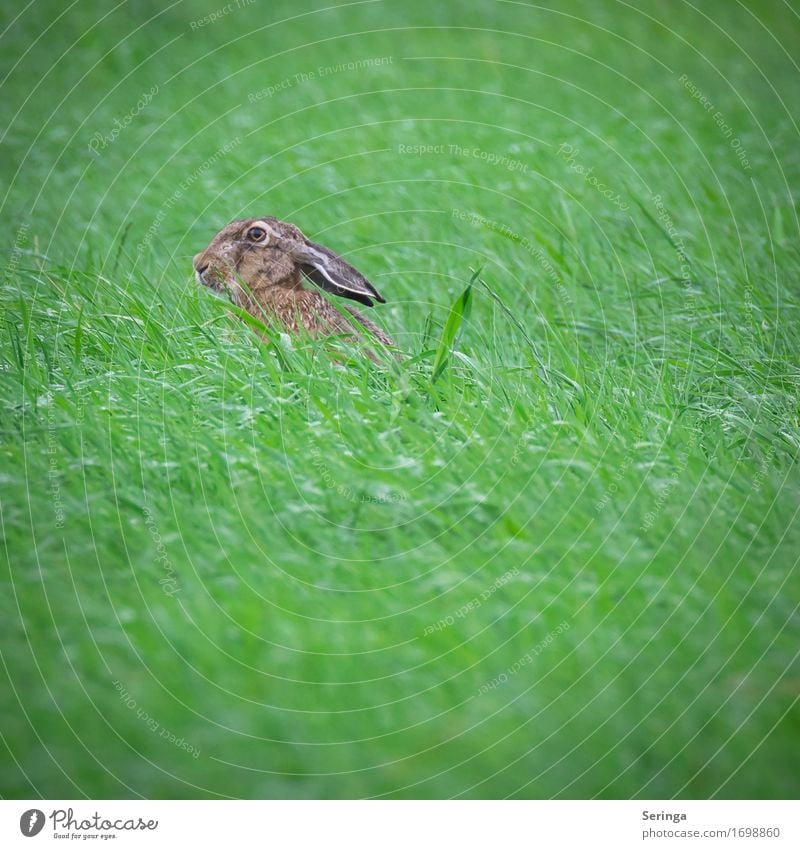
[192,217,386,307]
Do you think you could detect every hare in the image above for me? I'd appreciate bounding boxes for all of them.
[193,217,394,349]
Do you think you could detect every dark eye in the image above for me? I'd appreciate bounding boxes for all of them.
[246,226,267,242]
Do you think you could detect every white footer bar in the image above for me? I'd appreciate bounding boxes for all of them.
[2,800,797,848]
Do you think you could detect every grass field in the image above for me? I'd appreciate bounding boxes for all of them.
[1,0,799,799]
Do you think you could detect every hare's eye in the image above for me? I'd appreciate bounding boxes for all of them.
[246,226,268,243]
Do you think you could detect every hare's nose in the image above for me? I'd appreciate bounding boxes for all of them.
[193,252,209,273]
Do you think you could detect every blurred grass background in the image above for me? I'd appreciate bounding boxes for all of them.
[1,0,799,798]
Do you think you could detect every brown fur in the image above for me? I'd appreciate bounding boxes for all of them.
[193,218,394,348]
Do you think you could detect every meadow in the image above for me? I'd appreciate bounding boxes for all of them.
[1,0,798,798]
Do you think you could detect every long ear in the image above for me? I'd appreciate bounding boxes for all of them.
[291,239,385,307]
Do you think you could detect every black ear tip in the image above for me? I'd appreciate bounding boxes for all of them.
[366,283,385,304]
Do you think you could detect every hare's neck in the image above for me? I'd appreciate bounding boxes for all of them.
[249,268,303,299]
[247,276,322,330]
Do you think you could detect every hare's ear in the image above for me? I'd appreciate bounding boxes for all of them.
[290,239,385,307]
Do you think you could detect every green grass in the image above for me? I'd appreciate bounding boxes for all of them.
[1,0,799,799]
